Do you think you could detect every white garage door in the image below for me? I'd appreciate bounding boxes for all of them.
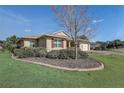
[79,44,89,51]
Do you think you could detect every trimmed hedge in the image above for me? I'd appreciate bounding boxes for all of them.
[14,47,88,59]
[14,48,27,58]
[46,49,88,59]
[58,49,68,59]
[33,47,47,57]
[46,50,59,59]
[14,47,47,58]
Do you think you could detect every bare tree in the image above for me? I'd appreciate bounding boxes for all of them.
[51,5,94,60]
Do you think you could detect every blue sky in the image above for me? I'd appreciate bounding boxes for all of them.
[0,5,124,41]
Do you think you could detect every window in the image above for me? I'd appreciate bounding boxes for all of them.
[30,40,35,47]
[53,39,63,48]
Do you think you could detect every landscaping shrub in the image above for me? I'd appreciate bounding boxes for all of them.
[46,49,88,59]
[14,48,33,58]
[32,48,40,57]
[0,48,5,52]
[14,49,25,58]
[58,49,68,59]
[37,47,47,57]
[46,50,59,59]
[24,48,34,57]
[78,51,88,59]
[66,48,88,59]
[14,47,47,58]
[67,49,76,59]
[33,47,46,57]
[14,47,88,59]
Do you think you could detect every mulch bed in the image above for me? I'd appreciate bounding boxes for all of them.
[21,57,102,69]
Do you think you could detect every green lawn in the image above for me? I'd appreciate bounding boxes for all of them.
[0,51,124,88]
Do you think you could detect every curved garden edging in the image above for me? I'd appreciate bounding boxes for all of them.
[11,54,104,71]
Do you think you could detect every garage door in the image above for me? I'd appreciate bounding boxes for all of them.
[79,44,88,51]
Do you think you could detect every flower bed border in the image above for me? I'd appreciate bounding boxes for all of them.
[11,54,104,72]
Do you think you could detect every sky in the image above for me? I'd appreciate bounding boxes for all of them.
[0,5,124,41]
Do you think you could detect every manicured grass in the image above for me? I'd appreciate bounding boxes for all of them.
[0,51,124,87]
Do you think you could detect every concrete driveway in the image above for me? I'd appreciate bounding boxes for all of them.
[89,48,124,55]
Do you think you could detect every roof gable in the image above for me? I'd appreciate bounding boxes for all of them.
[22,31,71,40]
[52,31,70,38]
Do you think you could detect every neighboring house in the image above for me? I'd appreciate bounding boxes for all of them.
[0,41,3,50]
[0,46,3,50]
[90,42,102,50]
[17,31,90,52]
[0,45,4,51]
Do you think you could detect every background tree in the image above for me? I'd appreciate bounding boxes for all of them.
[5,35,19,53]
[78,35,88,40]
[95,41,108,50]
[106,39,124,49]
[0,40,4,47]
[113,39,123,48]
[51,5,95,60]
[0,40,5,51]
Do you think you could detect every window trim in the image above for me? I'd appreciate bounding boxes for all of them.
[52,38,63,48]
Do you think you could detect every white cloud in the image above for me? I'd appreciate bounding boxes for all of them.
[92,19,104,24]
[0,8,31,24]
[24,29,32,32]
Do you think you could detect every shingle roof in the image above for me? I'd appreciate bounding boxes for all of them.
[77,39,90,43]
[22,31,71,40]
[23,34,42,39]
[44,34,71,40]
[22,31,89,43]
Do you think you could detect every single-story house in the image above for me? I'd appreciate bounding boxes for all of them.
[17,31,90,52]
[0,46,3,50]
[0,41,4,50]
[90,42,102,50]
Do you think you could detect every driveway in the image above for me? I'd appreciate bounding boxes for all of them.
[89,48,124,55]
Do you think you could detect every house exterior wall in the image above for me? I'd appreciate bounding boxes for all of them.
[20,31,90,52]
[23,39,37,47]
[88,43,90,51]
[22,37,68,51]
[22,38,90,52]
[79,43,90,51]
[38,38,46,48]
[46,38,52,52]
[24,40,30,47]
[63,40,67,48]
[0,46,3,50]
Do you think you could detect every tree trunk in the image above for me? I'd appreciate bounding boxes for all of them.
[75,42,78,60]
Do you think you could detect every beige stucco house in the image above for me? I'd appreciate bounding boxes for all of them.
[17,31,90,52]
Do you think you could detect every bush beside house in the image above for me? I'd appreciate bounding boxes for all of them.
[43,48,88,59]
[14,47,47,58]
[14,47,88,59]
